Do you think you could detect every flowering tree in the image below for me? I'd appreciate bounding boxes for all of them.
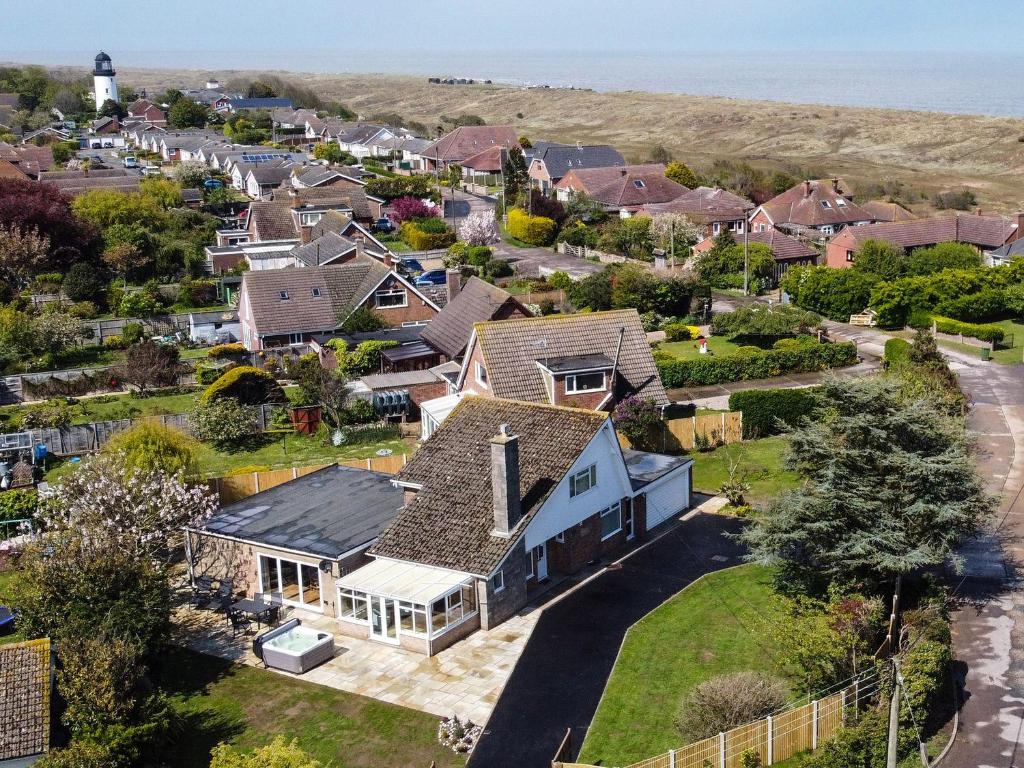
[0,224,50,286]
[459,210,498,245]
[388,195,438,224]
[649,213,701,260]
[613,395,661,449]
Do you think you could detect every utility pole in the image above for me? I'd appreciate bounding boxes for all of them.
[670,217,675,270]
[743,224,749,296]
[886,665,900,768]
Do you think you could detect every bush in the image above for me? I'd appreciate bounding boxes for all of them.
[658,342,858,388]
[482,259,513,279]
[201,365,286,405]
[121,322,145,345]
[68,301,99,319]
[118,290,162,318]
[339,305,387,334]
[0,488,38,523]
[711,305,822,338]
[728,387,818,438]
[612,395,660,449]
[196,361,234,385]
[210,736,322,768]
[388,195,438,224]
[933,188,977,210]
[189,397,260,449]
[934,288,1005,323]
[664,322,698,341]
[339,340,399,377]
[20,399,74,429]
[548,271,573,291]
[907,308,933,329]
[467,245,493,266]
[932,315,1005,343]
[399,220,456,250]
[674,671,787,742]
[345,398,377,425]
[884,338,912,366]
[102,421,200,478]
[781,266,880,321]
[507,208,557,246]
[908,242,982,276]
[176,278,218,308]
[64,262,106,303]
[207,342,247,359]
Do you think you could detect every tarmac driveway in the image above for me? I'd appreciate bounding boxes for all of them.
[469,511,746,768]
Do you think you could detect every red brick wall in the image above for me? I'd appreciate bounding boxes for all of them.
[824,229,857,269]
[459,342,495,399]
[552,373,610,410]
[750,209,773,232]
[358,275,438,327]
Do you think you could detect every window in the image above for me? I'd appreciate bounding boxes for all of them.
[490,570,505,593]
[555,531,565,543]
[339,589,369,622]
[565,371,606,394]
[375,288,408,308]
[288,333,303,345]
[821,226,835,236]
[569,464,597,497]
[820,201,831,209]
[756,223,767,232]
[600,501,623,541]
[846,251,855,262]
[475,361,488,388]
[279,290,290,300]
[836,198,847,207]
[633,179,646,189]
[398,600,428,635]
[311,287,322,298]
[300,212,323,226]
[259,555,323,609]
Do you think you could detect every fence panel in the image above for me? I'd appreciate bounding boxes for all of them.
[726,719,768,767]
[669,735,719,768]
[771,702,815,763]
[816,691,846,743]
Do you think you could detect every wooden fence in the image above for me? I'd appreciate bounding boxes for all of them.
[559,682,865,768]
[209,454,409,505]
[619,412,744,453]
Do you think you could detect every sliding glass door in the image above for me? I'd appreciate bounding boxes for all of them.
[258,554,323,611]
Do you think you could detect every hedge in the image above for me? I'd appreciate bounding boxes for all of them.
[400,220,456,251]
[507,208,557,246]
[665,323,702,342]
[932,315,1005,343]
[657,342,858,388]
[207,343,247,359]
[728,387,819,438]
[201,365,286,405]
[0,488,38,524]
[883,338,912,366]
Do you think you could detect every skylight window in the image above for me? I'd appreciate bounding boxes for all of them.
[836,198,847,206]
[820,201,831,209]
[279,290,290,300]
[633,179,646,189]
[311,288,322,298]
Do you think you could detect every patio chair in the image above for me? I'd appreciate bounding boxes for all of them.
[229,611,252,637]
[215,578,234,603]
[0,606,15,633]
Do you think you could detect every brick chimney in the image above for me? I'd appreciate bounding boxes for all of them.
[1016,212,1024,242]
[354,236,365,261]
[446,269,462,303]
[803,180,812,197]
[490,424,521,536]
[831,178,840,192]
[299,226,312,245]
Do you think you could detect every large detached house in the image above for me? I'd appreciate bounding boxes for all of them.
[528,144,625,192]
[640,186,755,238]
[824,213,1021,268]
[750,179,875,237]
[419,277,532,362]
[237,257,439,350]
[555,163,687,216]
[419,126,519,171]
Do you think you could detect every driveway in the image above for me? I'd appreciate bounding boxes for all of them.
[468,510,746,768]
[494,240,603,279]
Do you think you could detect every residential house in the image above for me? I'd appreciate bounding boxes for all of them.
[990,237,1024,266]
[528,144,625,192]
[337,124,395,159]
[271,107,318,130]
[692,228,819,279]
[244,162,300,200]
[860,200,918,223]
[824,213,1022,268]
[20,125,72,144]
[223,97,294,114]
[311,117,355,142]
[38,168,140,196]
[126,98,166,125]
[419,126,519,171]
[335,396,692,653]
[0,158,27,179]
[639,186,755,238]
[0,142,53,178]
[749,179,875,238]
[187,464,404,617]
[237,257,439,350]
[555,163,687,217]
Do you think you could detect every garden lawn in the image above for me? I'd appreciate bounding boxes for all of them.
[690,436,798,506]
[578,565,788,766]
[163,646,463,768]
[658,335,741,361]
[0,570,26,645]
[936,318,1024,365]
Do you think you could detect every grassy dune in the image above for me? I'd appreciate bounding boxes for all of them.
[108,66,1024,212]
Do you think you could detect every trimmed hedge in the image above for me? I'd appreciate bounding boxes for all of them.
[665,323,702,342]
[728,387,818,438]
[507,208,557,246]
[883,338,912,365]
[207,343,247,359]
[0,488,38,524]
[400,220,456,250]
[201,365,286,405]
[658,342,858,388]
[932,315,1005,343]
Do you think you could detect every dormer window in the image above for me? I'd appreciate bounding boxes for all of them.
[279,290,290,300]
[565,371,606,394]
[835,198,847,207]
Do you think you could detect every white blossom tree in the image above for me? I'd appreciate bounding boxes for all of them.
[649,213,702,262]
[459,210,498,245]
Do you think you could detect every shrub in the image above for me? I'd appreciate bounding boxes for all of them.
[176,278,218,308]
[0,488,38,523]
[345,398,377,424]
[63,262,106,302]
[339,340,399,377]
[339,305,387,334]
[121,322,145,344]
[507,208,556,246]
[933,288,1005,323]
[711,305,822,338]
[207,342,247,359]
[189,397,259,449]
[781,266,880,321]
[118,289,162,318]
[932,315,1005,343]
[102,421,200,478]
[932,188,977,210]
[467,245,493,266]
[548,271,573,291]
[201,365,286,405]
[210,736,322,768]
[196,361,234,385]
[104,334,126,350]
[20,399,74,429]
[884,338,912,366]
[658,342,858,388]
[388,195,438,224]
[482,259,513,279]
[613,395,660,449]
[908,242,982,276]
[728,387,818,438]
[907,308,933,329]
[674,671,787,742]
[400,220,456,250]
[68,301,99,319]
[664,322,697,341]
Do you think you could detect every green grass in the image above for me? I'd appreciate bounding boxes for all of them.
[658,335,742,361]
[163,646,464,768]
[179,347,212,360]
[690,436,799,506]
[578,565,788,766]
[0,570,25,645]
[886,318,1024,365]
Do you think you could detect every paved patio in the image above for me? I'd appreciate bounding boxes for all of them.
[173,599,540,726]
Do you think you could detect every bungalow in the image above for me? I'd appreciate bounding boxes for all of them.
[337,124,395,159]
[692,229,819,278]
[187,464,404,617]
[223,97,294,114]
[419,126,519,172]
[312,117,355,142]
[750,179,875,238]
[859,201,918,223]
[554,164,687,217]
[528,143,625,193]
[237,257,439,350]
[336,397,693,653]
[244,163,299,200]
[640,186,755,238]
[824,213,1021,268]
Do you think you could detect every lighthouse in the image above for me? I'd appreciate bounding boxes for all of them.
[92,51,118,111]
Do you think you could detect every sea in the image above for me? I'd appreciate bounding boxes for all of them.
[7,49,1024,118]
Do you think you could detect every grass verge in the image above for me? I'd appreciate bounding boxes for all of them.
[690,436,798,506]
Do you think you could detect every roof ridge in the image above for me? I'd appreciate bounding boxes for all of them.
[473,308,635,332]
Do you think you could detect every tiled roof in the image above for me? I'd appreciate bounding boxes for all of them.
[292,185,372,220]
[290,231,358,267]
[759,179,874,228]
[641,186,754,221]
[295,166,345,187]
[556,164,686,208]
[242,257,391,336]
[11,145,54,175]
[532,144,625,180]
[471,309,668,406]
[248,200,298,241]
[309,209,354,239]
[337,124,388,145]
[860,200,918,222]
[248,163,296,185]
[229,97,294,110]
[371,398,608,574]
[461,145,505,172]
[839,214,1017,250]
[0,159,27,179]
[420,126,519,164]
[420,277,530,359]
[0,639,51,760]
[695,229,817,262]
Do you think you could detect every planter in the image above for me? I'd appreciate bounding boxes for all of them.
[289,406,322,435]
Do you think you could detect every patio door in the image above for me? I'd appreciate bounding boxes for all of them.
[370,596,398,643]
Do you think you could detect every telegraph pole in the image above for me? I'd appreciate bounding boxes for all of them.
[743,224,750,296]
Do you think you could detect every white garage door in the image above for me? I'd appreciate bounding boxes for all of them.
[644,472,691,530]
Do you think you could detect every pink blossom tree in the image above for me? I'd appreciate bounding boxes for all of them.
[388,195,439,224]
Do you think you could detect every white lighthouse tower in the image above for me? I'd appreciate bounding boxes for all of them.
[92,51,118,111]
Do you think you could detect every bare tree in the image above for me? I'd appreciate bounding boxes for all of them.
[111,341,183,395]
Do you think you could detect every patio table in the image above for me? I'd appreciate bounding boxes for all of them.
[230,597,274,630]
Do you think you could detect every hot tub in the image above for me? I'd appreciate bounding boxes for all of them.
[254,618,335,674]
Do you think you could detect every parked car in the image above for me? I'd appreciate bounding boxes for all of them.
[122,156,138,168]
[398,258,425,277]
[373,217,395,233]
[414,269,448,286]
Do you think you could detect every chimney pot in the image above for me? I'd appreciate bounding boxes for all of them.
[490,426,521,536]
[803,180,812,197]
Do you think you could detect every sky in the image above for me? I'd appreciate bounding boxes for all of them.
[0,0,1015,58]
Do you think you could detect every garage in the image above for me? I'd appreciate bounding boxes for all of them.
[621,449,693,531]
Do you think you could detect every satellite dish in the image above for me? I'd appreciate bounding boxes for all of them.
[318,560,332,573]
